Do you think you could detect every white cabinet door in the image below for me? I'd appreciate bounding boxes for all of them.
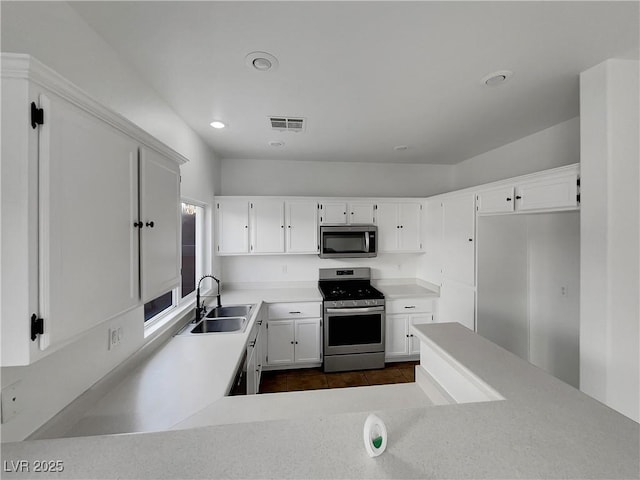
[294,318,321,363]
[385,314,409,357]
[267,319,295,365]
[139,147,181,302]
[439,281,475,331]
[423,200,443,285]
[320,202,348,224]
[250,200,285,254]
[38,92,142,353]
[216,200,249,254]
[515,171,579,212]
[246,341,258,395]
[477,186,515,214]
[376,203,399,252]
[349,202,375,224]
[442,194,476,286]
[286,201,318,253]
[398,202,423,251]
[409,314,433,354]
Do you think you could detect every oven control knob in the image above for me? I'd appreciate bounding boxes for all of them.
[352,300,358,307]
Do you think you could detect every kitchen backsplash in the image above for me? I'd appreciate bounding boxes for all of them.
[220,253,421,284]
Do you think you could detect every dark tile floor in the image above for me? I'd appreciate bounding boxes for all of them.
[260,361,419,393]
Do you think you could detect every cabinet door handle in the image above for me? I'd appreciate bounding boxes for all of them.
[133,221,143,228]
[295,341,298,344]
[146,221,155,228]
[468,238,473,242]
[290,341,294,344]
[289,311,301,314]
[515,195,522,200]
[506,197,512,202]
[404,306,416,309]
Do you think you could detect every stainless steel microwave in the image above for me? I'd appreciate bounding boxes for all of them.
[319,225,377,259]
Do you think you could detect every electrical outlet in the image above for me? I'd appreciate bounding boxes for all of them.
[1,381,23,423]
[108,326,123,350]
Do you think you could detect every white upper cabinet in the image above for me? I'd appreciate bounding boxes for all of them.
[250,200,285,254]
[515,169,579,212]
[477,166,579,215]
[398,202,423,251]
[376,202,423,252]
[349,202,376,224]
[286,201,318,254]
[216,200,250,254]
[1,55,186,366]
[319,202,348,224]
[38,92,142,354]
[319,201,376,225]
[139,147,181,302]
[442,193,476,286]
[476,186,516,214]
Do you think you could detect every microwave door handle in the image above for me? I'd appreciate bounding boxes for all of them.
[365,232,370,253]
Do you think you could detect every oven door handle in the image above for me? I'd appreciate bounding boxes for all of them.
[326,306,385,314]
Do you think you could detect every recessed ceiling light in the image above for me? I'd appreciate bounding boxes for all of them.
[210,121,226,129]
[269,140,285,147]
[481,70,513,86]
[393,145,408,151]
[245,51,279,72]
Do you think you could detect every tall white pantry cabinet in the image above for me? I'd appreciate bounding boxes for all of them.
[1,54,184,366]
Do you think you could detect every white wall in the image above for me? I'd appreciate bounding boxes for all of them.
[476,212,580,388]
[221,158,454,197]
[580,59,639,422]
[1,2,220,441]
[222,253,421,285]
[453,117,579,190]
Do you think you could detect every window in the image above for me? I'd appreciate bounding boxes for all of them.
[144,291,173,322]
[181,202,205,298]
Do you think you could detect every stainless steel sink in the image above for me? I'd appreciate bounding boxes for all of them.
[190,316,247,334]
[206,304,253,318]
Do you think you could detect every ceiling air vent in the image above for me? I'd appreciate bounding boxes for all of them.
[269,117,305,132]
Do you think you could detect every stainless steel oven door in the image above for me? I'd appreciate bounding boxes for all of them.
[324,306,385,355]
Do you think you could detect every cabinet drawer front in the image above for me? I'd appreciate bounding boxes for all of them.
[387,298,433,314]
[268,302,321,319]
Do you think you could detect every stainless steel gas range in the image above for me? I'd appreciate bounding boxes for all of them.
[318,267,385,373]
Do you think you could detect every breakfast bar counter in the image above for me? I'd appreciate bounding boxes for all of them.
[2,323,638,479]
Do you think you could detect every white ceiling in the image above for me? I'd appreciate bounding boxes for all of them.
[70,1,639,165]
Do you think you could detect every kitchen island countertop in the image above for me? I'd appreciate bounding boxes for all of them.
[3,323,638,479]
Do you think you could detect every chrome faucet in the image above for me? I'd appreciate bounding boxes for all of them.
[195,274,222,323]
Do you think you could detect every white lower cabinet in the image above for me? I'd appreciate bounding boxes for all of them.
[266,302,322,368]
[246,313,267,395]
[385,298,434,360]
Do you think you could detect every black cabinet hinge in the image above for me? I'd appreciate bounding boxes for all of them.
[31,314,44,341]
[577,177,581,203]
[31,102,44,129]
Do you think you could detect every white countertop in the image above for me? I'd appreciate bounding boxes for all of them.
[3,323,638,479]
[53,285,323,438]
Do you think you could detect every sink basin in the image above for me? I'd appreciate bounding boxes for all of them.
[206,304,253,318]
[191,316,247,334]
